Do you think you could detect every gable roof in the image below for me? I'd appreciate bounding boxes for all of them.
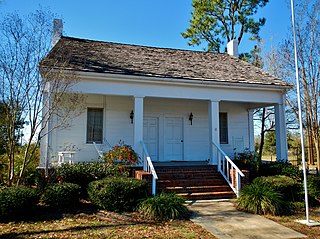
[40,36,290,88]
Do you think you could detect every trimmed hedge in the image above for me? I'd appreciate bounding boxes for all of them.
[0,186,39,219]
[138,193,189,221]
[236,179,286,215]
[56,162,130,196]
[254,175,302,202]
[42,183,81,208]
[88,177,148,212]
[258,162,302,181]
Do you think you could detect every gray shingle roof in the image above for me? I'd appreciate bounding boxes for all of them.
[40,36,290,87]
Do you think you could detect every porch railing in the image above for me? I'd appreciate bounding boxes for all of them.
[212,141,245,197]
[141,141,158,195]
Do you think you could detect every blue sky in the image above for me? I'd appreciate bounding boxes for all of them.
[1,0,292,53]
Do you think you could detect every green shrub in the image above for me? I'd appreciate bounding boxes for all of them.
[138,193,189,221]
[56,162,129,195]
[258,162,302,181]
[42,183,81,208]
[254,176,302,202]
[0,186,39,219]
[88,177,148,212]
[236,179,286,215]
[307,175,320,204]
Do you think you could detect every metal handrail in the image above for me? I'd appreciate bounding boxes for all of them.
[141,141,158,195]
[212,141,244,197]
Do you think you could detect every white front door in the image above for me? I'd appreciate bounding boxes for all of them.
[164,117,183,161]
[143,117,159,161]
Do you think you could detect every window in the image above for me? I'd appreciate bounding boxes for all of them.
[219,112,228,144]
[86,108,103,143]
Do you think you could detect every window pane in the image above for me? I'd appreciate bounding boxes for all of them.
[219,112,228,144]
[87,108,103,143]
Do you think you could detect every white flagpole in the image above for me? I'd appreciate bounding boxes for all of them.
[290,0,310,223]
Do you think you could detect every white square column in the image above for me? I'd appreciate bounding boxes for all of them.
[275,97,288,161]
[133,96,144,158]
[209,100,220,165]
[248,109,255,152]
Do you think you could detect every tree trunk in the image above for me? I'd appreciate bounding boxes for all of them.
[258,108,266,162]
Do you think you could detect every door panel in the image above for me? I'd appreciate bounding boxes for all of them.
[143,117,159,161]
[165,117,183,161]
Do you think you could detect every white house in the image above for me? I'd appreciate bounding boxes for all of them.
[39,22,290,176]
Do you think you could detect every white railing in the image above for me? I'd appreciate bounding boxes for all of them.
[212,141,245,197]
[141,141,158,195]
[93,138,112,159]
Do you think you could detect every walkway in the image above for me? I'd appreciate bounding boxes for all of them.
[187,199,306,239]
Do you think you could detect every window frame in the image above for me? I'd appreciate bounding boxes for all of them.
[86,107,104,144]
[219,112,228,144]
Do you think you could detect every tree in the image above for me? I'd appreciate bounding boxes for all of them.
[0,9,84,185]
[182,0,269,52]
[269,0,320,171]
[254,106,275,161]
[264,131,276,155]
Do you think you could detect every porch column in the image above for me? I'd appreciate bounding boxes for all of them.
[248,109,255,152]
[209,100,220,165]
[133,96,144,159]
[275,98,288,162]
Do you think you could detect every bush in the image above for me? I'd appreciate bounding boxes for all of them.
[233,148,258,169]
[254,176,302,202]
[56,162,129,195]
[307,175,320,204]
[258,162,302,181]
[88,177,148,212]
[138,193,189,221]
[104,141,139,165]
[0,186,39,219]
[236,179,286,215]
[42,183,81,208]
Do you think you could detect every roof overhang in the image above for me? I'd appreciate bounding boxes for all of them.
[74,70,292,93]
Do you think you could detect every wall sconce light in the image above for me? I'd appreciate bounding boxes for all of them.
[130,110,134,124]
[189,112,193,125]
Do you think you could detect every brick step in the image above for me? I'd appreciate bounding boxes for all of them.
[178,191,236,200]
[160,185,232,194]
[155,167,218,174]
[157,173,223,180]
[157,178,226,187]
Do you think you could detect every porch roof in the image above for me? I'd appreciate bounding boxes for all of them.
[40,36,290,88]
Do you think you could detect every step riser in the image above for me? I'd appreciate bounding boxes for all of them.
[160,186,232,194]
[158,179,226,187]
[157,174,223,180]
[179,193,235,200]
[156,168,218,174]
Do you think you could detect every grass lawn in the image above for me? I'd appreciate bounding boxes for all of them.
[0,202,216,239]
[266,207,320,239]
[1,202,320,239]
